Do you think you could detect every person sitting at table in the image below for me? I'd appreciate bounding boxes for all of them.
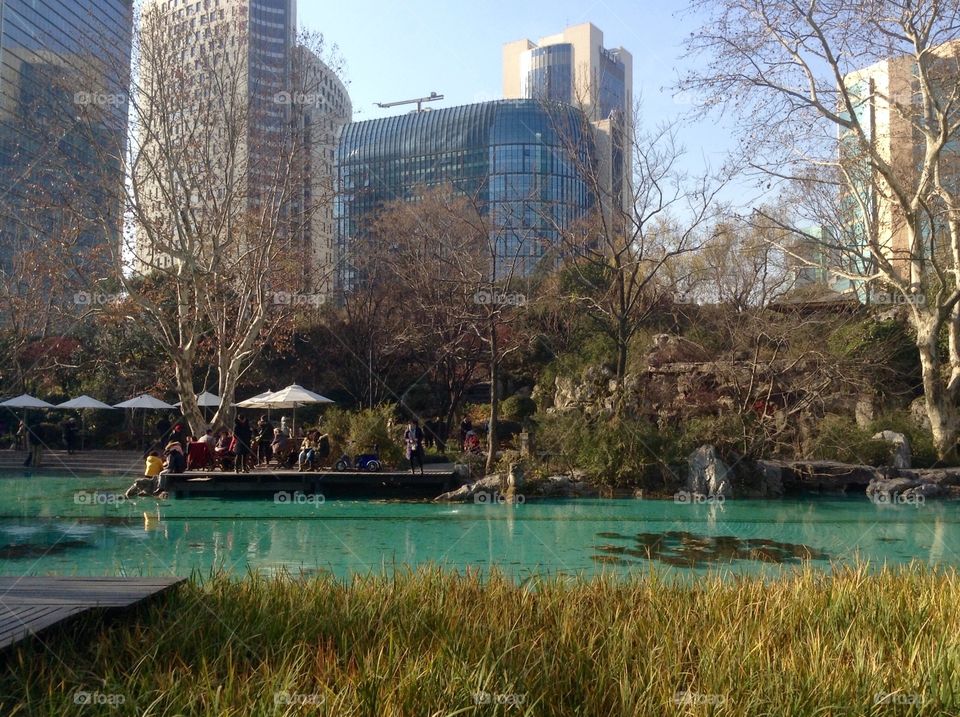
[298,431,319,471]
[214,430,234,470]
[163,440,186,475]
[271,428,289,466]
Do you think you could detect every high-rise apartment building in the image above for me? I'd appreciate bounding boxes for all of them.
[840,40,960,278]
[293,45,352,296]
[503,23,633,210]
[136,0,348,298]
[0,0,132,276]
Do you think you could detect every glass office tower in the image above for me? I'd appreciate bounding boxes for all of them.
[336,99,596,289]
[0,0,133,274]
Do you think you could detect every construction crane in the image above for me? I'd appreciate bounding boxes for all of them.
[375,92,444,113]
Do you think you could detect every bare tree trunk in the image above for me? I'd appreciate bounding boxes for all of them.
[917,319,959,460]
[174,359,204,436]
[486,321,499,474]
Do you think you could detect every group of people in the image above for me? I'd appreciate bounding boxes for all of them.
[152,415,311,474]
[123,412,482,497]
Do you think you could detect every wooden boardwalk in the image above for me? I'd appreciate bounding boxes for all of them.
[168,467,460,499]
[0,576,184,650]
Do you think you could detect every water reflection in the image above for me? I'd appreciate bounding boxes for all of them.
[593,530,830,568]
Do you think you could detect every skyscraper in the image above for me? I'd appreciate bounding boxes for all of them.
[292,46,352,297]
[503,23,633,211]
[135,0,348,298]
[0,0,132,277]
[836,39,960,283]
[336,99,597,290]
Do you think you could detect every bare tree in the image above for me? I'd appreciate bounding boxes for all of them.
[360,185,529,472]
[69,4,343,433]
[550,113,724,407]
[369,187,485,435]
[680,214,794,310]
[682,0,960,458]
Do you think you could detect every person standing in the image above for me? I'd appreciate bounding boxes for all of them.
[233,415,253,473]
[15,421,26,451]
[459,416,473,451]
[404,419,425,475]
[256,417,274,466]
[22,421,43,468]
[155,415,172,444]
[62,417,79,454]
[168,423,188,452]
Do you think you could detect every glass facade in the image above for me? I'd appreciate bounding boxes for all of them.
[336,99,596,288]
[597,48,626,119]
[525,44,573,104]
[247,0,296,202]
[0,0,132,273]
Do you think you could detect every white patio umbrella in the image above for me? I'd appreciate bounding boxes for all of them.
[54,396,115,451]
[1,394,55,409]
[114,394,176,449]
[1,395,55,447]
[233,390,276,409]
[114,394,176,410]
[173,390,222,425]
[56,395,115,410]
[174,391,221,408]
[259,384,334,433]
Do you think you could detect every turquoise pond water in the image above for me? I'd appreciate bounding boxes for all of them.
[0,474,958,580]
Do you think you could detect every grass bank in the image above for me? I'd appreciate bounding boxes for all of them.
[2,566,958,715]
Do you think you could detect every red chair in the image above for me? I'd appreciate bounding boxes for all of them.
[187,441,212,471]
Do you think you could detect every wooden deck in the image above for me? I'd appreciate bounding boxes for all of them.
[0,576,184,650]
[167,467,460,499]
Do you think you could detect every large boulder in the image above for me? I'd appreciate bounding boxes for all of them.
[868,476,947,502]
[866,477,920,501]
[871,430,912,469]
[753,460,785,498]
[687,445,733,499]
[910,397,932,431]
[434,473,503,503]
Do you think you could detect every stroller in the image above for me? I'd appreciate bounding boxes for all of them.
[334,443,382,472]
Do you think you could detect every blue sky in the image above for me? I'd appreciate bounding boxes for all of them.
[301,0,756,209]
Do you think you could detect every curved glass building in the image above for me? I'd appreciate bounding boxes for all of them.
[336,99,596,288]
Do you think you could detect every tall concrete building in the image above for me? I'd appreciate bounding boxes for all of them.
[841,40,960,278]
[0,0,132,277]
[136,0,349,298]
[293,46,352,296]
[503,23,633,210]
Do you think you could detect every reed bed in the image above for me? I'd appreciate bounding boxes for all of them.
[1,565,958,715]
